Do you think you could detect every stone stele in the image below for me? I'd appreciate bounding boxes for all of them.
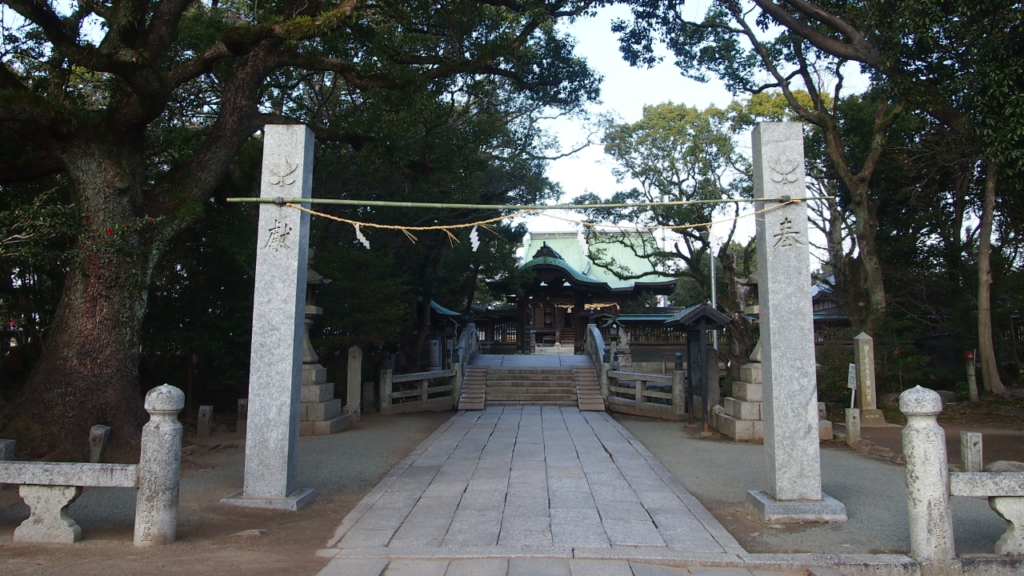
[222,124,315,511]
[747,122,845,523]
[854,332,886,426]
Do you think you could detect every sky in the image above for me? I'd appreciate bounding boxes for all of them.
[520,3,868,269]
[518,3,746,252]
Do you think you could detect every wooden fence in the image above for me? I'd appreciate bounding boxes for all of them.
[606,370,685,421]
[379,369,457,414]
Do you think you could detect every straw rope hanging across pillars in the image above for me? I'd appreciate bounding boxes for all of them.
[226,195,832,251]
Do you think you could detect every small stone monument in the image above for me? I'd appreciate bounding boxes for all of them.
[222,124,316,511]
[197,406,213,438]
[854,333,886,426]
[88,425,111,463]
[346,346,362,421]
[745,122,846,523]
[236,399,248,434]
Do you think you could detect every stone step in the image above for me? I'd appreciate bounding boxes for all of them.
[487,375,577,382]
[714,412,764,442]
[301,398,341,422]
[299,413,354,436]
[733,382,762,402]
[301,383,334,404]
[487,400,577,407]
[485,381,577,387]
[725,397,762,421]
[491,368,574,374]
[487,395,577,403]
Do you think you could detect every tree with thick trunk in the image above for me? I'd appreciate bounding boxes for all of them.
[0,0,600,459]
[978,164,1006,394]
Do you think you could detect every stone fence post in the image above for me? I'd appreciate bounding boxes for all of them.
[379,369,393,415]
[672,352,685,418]
[134,384,185,546]
[900,386,957,573]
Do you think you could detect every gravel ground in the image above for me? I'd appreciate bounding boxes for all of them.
[615,414,1008,555]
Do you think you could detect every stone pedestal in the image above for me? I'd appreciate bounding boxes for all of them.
[222,124,315,511]
[749,122,845,522]
[714,361,764,442]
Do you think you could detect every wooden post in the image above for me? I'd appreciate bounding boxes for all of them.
[420,379,429,408]
[379,369,393,415]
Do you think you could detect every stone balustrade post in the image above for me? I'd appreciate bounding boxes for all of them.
[900,386,956,571]
[134,384,185,547]
[452,361,463,408]
[379,369,393,414]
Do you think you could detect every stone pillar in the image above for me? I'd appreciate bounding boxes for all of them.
[960,431,983,472]
[1,439,15,488]
[197,406,213,438]
[845,408,861,448]
[88,425,110,464]
[347,346,362,415]
[237,399,248,434]
[672,353,685,419]
[222,124,315,511]
[746,123,846,522]
[134,384,184,546]
[900,386,956,569]
[855,333,886,426]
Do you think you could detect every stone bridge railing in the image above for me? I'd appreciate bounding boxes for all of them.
[379,369,457,414]
[456,321,480,365]
[0,384,184,546]
[901,385,1024,574]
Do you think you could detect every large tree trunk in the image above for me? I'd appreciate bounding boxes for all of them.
[720,250,754,379]
[847,183,887,336]
[0,139,154,461]
[978,163,1006,395]
[1,247,150,461]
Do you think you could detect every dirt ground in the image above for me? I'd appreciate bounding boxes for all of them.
[0,412,452,576]
[1,400,1021,575]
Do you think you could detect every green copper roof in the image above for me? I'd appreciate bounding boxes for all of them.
[519,255,607,287]
[523,232,674,290]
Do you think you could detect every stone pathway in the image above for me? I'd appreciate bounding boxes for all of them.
[317,406,758,575]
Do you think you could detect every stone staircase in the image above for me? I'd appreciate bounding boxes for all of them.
[573,366,605,411]
[484,368,579,407]
[458,365,487,410]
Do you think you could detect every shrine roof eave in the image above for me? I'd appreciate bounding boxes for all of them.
[608,279,677,296]
[663,303,730,328]
[522,256,608,288]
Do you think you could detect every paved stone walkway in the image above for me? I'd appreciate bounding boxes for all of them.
[317,406,755,575]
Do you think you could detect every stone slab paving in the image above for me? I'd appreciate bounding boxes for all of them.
[315,405,918,575]
[317,406,778,575]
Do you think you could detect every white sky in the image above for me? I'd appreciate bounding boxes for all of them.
[519,4,750,253]
[520,4,869,270]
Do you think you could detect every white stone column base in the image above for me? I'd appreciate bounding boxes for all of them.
[221,488,316,511]
[746,490,847,523]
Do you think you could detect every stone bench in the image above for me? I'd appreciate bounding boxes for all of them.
[950,471,1024,555]
[0,384,184,546]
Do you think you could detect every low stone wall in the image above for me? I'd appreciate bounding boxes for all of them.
[0,384,184,545]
